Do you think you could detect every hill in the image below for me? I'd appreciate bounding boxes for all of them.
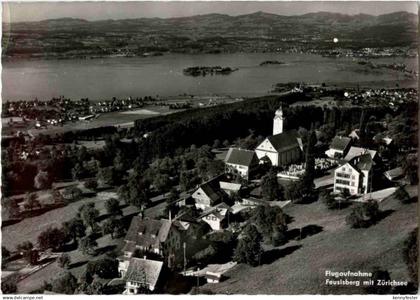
[2,11,417,58]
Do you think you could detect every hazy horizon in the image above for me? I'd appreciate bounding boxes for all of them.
[2,1,418,23]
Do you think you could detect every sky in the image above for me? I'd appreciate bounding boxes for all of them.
[2,1,418,23]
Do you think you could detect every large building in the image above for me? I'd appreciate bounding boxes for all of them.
[121,216,182,263]
[333,154,373,195]
[255,106,303,167]
[224,148,259,180]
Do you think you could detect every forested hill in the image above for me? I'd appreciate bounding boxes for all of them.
[2,11,417,58]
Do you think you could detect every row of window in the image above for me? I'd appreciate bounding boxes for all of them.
[335,179,357,187]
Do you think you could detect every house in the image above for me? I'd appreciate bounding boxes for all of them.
[344,146,377,162]
[384,167,404,181]
[255,106,303,167]
[121,216,182,265]
[199,202,230,231]
[325,136,352,159]
[333,154,373,195]
[192,177,225,210]
[224,148,259,180]
[119,257,163,293]
[219,181,241,196]
[348,129,360,141]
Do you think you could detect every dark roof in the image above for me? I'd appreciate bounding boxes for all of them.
[125,257,163,288]
[225,148,258,167]
[197,177,225,204]
[330,136,351,151]
[125,216,173,249]
[267,129,300,152]
[355,154,373,171]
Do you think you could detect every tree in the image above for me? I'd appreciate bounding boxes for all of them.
[102,218,118,239]
[58,253,71,269]
[105,198,122,216]
[62,218,86,244]
[84,179,98,191]
[1,275,18,294]
[24,249,39,265]
[394,186,411,204]
[34,170,52,190]
[79,235,98,255]
[261,170,283,201]
[2,246,11,263]
[251,205,288,245]
[38,227,67,251]
[303,129,317,186]
[320,190,339,209]
[78,203,100,231]
[346,200,380,228]
[86,258,118,279]
[152,173,171,193]
[16,241,38,264]
[233,224,263,266]
[51,271,78,294]
[23,192,41,211]
[403,228,418,288]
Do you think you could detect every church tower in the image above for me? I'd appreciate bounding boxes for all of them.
[273,106,284,135]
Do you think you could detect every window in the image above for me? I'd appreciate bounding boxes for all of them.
[351,175,355,180]
[336,179,350,185]
[342,167,346,171]
[351,181,355,186]
[336,172,350,179]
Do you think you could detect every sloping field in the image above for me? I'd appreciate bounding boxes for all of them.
[204,186,417,294]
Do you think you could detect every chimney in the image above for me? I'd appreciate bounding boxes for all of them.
[169,210,172,222]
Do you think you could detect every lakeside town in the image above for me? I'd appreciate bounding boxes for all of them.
[1,2,418,297]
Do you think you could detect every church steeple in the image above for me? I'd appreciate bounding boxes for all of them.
[273,106,283,135]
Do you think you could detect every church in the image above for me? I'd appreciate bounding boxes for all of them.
[255,106,303,167]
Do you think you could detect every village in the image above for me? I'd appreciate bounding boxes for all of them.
[1,84,418,294]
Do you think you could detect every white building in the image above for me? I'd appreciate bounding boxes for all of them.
[334,154,373,195]
[199,202,230,231]
[224,148,259,180]
[273,106,284,135]
[255,106,303,167]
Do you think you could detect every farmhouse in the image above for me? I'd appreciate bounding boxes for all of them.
[199,202,230,231]
[192,176,225,210]
[121,216,182,264]
[224,148,259,180]
[325,136,352,159]
[119,257,163,293]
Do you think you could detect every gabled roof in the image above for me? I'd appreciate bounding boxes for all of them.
[219,181,241,192]
[330,136,352,151]
[265,129,300,152]
[225,148,258,167]
[344,146,377,162]
[199,202,230,220]
[194,176,225,203]
[125,257,163,289]
[354,154,373,171]
[125,216,173,249]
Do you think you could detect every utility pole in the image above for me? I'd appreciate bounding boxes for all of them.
[183,242,186,274]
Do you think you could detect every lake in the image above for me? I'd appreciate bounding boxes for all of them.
[2,53,417,101]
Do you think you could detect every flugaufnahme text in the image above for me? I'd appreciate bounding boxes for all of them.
[325,270,372,278]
